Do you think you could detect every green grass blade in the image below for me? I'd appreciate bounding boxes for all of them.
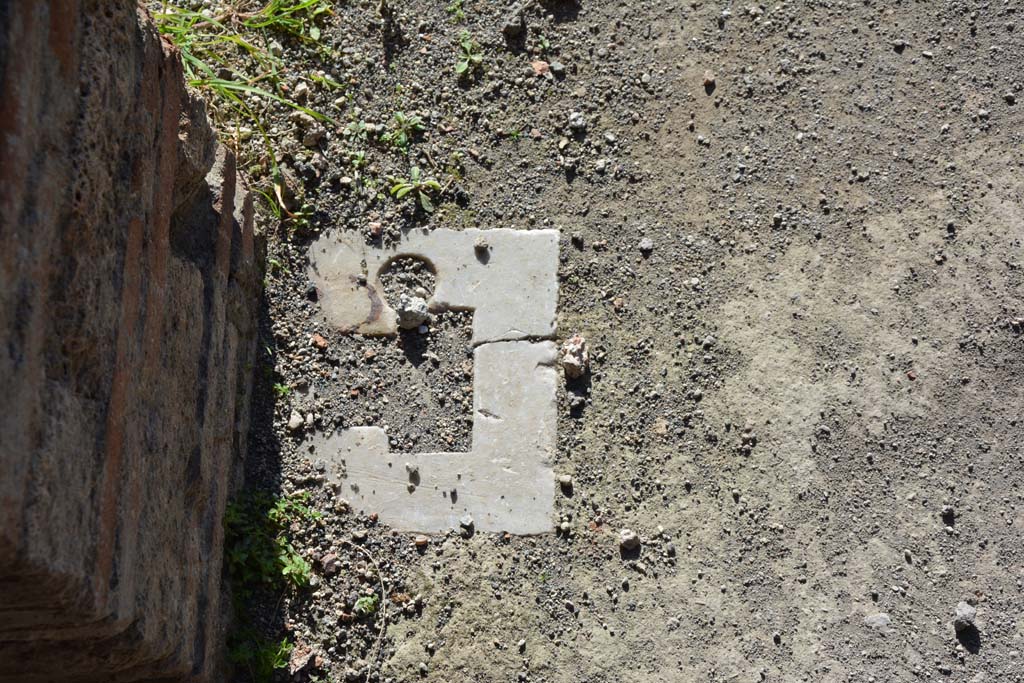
[191,78,339,125]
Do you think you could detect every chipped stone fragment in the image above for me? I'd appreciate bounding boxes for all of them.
[561,334,589,379]
[396,293,429,330]
[619,528,640,550]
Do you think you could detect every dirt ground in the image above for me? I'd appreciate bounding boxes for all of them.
[232,0,1024,680]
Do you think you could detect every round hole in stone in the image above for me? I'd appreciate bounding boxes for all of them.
[379,255,436,305]
[379,255,436,330]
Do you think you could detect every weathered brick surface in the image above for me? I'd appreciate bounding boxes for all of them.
[0,3,259,681]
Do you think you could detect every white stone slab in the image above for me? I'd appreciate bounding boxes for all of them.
[308,341,557,534]
[307,227,560,534]
[307,228,559,345]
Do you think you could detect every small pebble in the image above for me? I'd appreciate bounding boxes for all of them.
[864,613,891,630]
[561,335,590,379]
[396,294,429,330]
[954,601,977,632]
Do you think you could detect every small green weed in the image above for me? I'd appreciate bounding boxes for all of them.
[349,150,368,169]
[154,4,337,129]
[353,594,380,616]
[272,382,291,397]
[224,491,320,595]
[259,183,315,235]
[344,119,371,142]
[154,1,337,225]
[224,491,319,680]
[280,549,313,587]
[447,0,466,22]
[228,630,293,683]
[445,150,466,181]
[390,167,443,212]
[285,201,316,234]
[257,188,284,222]
[381,111,425,153]
[455,31,484,77]
[309,70,346,91]
[244,0,333,43]
[265,256,287,276]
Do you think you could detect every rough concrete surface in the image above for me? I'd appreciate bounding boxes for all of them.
[239,0,1024,681]
[0,3,259,682]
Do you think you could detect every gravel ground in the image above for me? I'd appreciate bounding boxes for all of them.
[173,0,1024,681]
